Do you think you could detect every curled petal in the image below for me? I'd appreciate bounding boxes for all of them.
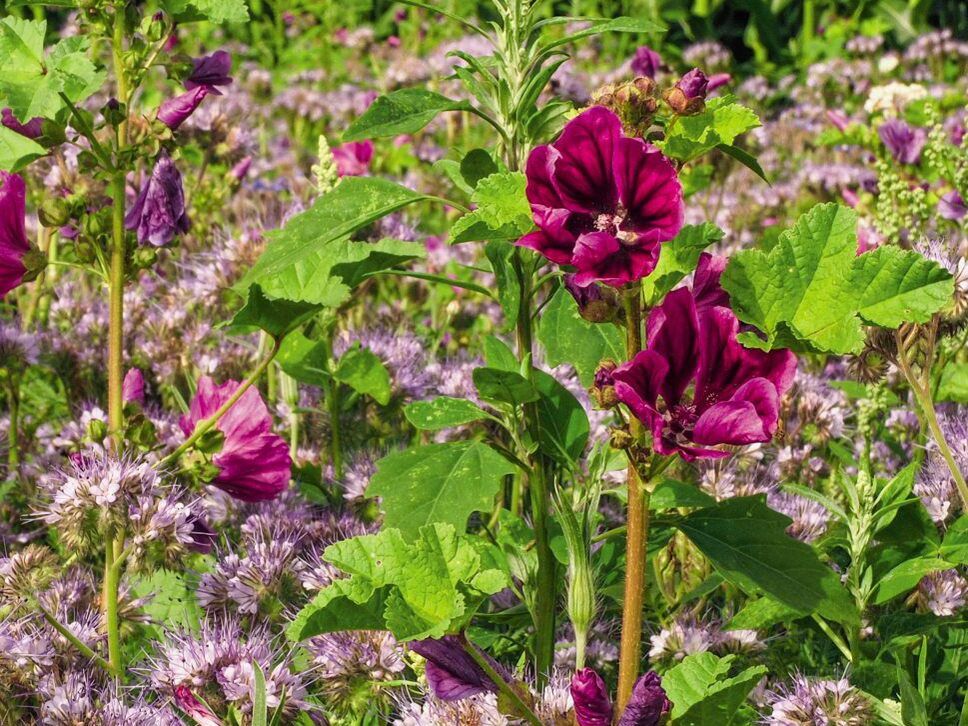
[571,230,660,288]
[571,668,613,726]
[0,172,29,298]
[693,377,779,447]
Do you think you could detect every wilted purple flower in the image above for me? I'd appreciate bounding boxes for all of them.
[677,68,709,98]
[564,274,619,322]
[157,86,210,130]
[333,140,374,176]
[764,674,872,725]
[877,118,926,164]
[938,190,966,221]
[518,106,683,287]
[179,376,291,502]
[0,172,32,298]
[620,671,672,726]
[125,154,190,247]
[409,635,511,701]
[173,686,222,726]
[613,288,796,459]
[570,668,612,726]
[1,108,42,139]
[185,50,233,94]
[631,46,661,78]
[122,368,145,406]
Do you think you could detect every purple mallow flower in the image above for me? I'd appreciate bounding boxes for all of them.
[157,86,210,130]
[570,668,672,726]
[518,106,683,288]
[613,286,796,459]
[0,172,31,299]
[1,108,43,139]
[179,376,291,502]
[631,46,661,78]
[333,140,374,177]
[877,119,926,164]
[123,367,146,406]
[409,635,512,702]
[185,50,233,94]
[125,153,190,247]
[939,190,966,221]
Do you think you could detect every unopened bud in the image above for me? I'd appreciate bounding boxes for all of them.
[39,197,71,227]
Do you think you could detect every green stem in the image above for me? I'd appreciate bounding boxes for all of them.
[159,340,282,468]
[7,380,20,474]
[617,285,651,713]
[812,614,852,663]
[322,331,343,480]
[459,635,542,726]
[38,604,116,675]
[102,535,123,678]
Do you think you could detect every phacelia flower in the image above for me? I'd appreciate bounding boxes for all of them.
[613,288,796,459]
[764,674,872,726]
[410,635,512,702]
[877,118,926,164]
[1,172,34,298]
[630,46,662,78]
[570,668,672,726]
[518,106,683,288]
[914,569,967,616]
[185,50,233,94]
[332,140,374,176]
[1,108,43,139]
[179,376,291,501]
[157,86,210,130]
[125,154,190,247]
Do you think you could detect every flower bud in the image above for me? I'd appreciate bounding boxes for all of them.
[593,78,659,136]
[565,275,620,323]
[102,98,127,128]
[570,668,613,726]
[38,197,71,228]
[591,361,619,409]
[87,416,108,443]
[617,671,672,726]
[664,68,708,115]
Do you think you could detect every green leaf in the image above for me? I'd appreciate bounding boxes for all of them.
[940,516,968,565]
[650,478,717,510]
[896,662,929,726]
[722,203,954,354]
[239,177,427,305]
[160,0,249,23]
[937,363,968,404]
[537,286,625,386]
[641,223,725,307]
[483,335,518,372]
[252,662,268,726]
[541,16,664,50]
[460,148,499,189]
[725,596,804,630]
[662,652,768,726]
[451,171,533,243]
[677,496,858,624]
[473,367,539,406]
[405,397,492,430]
[277,331,329,385]
[343,88,470,142]
[716,142,770,183]
[366,442,516,539]
[0,21,103,121]
[484,240,520,330]
[660,97,760,162]
[128,569,201,630]
[873,556,952,604]
[333,344,392,405]
[532,369,589,465]
[288,523,507,641]
[227,284,320,339]
[0,125,45,172]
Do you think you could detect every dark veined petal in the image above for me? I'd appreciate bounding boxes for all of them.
[571,668,613,726]
[549,106,621,214]
[613,137,683,244]
[645,287,699,405]
[693,377,779,446]
[571,230,661,288]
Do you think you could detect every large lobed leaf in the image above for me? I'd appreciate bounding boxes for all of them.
[287,523,507,642]
[662,652,767,726]
[722,203,954,354]
[343,88,470,142]
[367,441,516,540]
[660,96,760,162]
[451,171,534,243]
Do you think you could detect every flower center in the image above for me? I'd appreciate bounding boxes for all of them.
[594,205,637,246]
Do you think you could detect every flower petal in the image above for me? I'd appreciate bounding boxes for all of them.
[549,106,621,213]
[646,287,699,404]
[693,377,779,446]
[613,137,683,243]
[571,230,659,287]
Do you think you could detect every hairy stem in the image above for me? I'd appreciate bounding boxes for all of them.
[38,604,115,675]
[617,285,651,712]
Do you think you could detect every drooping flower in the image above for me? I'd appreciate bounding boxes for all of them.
[707,73,731,92]
[613,288,796,459]
[332,140,374,177]
[409,635,512,702]
[179,376,291,502]
[1,108,43,139]
[173,686,223,726]
[0,172,33,298]
[122,368,146,406]
[157,86,210,130]
[518,106,683,288]
[570,668,672,726]
[877,118,926,164]
[665,68,708,114]
[125,154,190,247]
[185,50,233,94]
[630,46,661,78]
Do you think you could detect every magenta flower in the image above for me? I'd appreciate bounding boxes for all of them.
[939,190,966,221]
[613,287,796,460]
[707,73,731,93]
[157,86,210,130]
[691,252,729,313]
[185,50,233,94]
[179,376,291,502]
[333,140,374,177]
[173,686,223,726]
[122,368,146,406]
[519,106,683,288]
[631,46,661,78]
[1,108,42,139]
[878,119,926,165]
[125,153,190,247]
[0,172,30,299]
[570,668,672,726]
[410,635,512,702]
[826,110,850,133]
[229,156,252,182]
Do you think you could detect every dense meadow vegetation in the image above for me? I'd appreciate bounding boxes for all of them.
[0,0,967,723]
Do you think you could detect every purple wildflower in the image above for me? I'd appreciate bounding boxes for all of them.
[157,86,210,130]
[333,140,374,176]
[1,108,43,139]
[185,50,233,94]
[631,46,662,78]
[570,668,612,726]
[764,674,872,725]
[123,368,146,406]
[0,172,31,298]
[409,635,512,702]
[877,118,926,164]
[125,154,190,247]
[938,190,966,221]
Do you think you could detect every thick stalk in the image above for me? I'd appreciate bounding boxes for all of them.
[459,635,542,726]
[102,535,123,676]
[514,249,555,686]
[322,332,343,480]
[617,285,651,712]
